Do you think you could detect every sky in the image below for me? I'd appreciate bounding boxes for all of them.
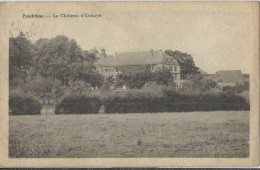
[9,2,257,74]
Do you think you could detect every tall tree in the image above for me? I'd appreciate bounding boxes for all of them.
[165,50,200,79]
[9,34,34,83]
[33,35,102,86]
[182,74,218,93]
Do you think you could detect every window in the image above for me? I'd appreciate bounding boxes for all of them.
[174,74,177,79]
[150,65,154,71]
[116,68,119,72]
[174,67,177,71]
[162,65,165,70]
[115,75,119,82]
[105,68,108,72]
[169,66,173,71]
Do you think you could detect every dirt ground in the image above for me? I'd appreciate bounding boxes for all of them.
[9,111,249,158]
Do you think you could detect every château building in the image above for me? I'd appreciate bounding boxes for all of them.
[95,49,183,89]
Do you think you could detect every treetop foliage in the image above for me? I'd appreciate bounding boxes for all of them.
[165,49,200,79]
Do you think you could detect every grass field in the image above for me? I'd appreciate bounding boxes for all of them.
[9,111,249,158]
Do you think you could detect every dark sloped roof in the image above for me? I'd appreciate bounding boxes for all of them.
[198,68,208,75]
[216,70,243,83]
[243,74,249,78]
[95,55,113,66]
[96,50,179,66]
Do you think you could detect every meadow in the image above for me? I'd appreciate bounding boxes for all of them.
[9,111,249,158]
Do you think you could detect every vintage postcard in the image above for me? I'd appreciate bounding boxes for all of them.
[0,2,259,167]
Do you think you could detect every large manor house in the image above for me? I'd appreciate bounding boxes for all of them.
[94,48,248,89]
[95,49,182,88]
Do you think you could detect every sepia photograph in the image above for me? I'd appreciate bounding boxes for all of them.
[0,1,259,167]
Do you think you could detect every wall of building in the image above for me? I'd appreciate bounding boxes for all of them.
[96,61,181,82]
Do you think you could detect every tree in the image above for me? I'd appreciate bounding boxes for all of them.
[117,70,153,89]
[165,50,200,79]
[63,80,92,96]
[222,82,249,94]
[182,74,218,93]
[33,35,81,84]
[24,75,64,105]
[9,35,34,83]
[117,69,173,89]
[152,69,173,86]
[33,35,102,86]
[82,50,97,63]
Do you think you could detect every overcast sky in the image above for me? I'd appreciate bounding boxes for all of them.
[10,2,257,74]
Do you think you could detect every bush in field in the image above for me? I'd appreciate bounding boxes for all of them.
[55,94,102,114]
[9,89,41,115]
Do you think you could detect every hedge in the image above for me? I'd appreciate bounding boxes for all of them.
[55,91,249,114]
[105,99,249,113]
[9,95,41,115]
[55,95,102,114]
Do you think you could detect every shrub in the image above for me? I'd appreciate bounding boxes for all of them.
[55,95,102,114]
[9,89,41,115]
[105,90,249,113]
[54,88,250,114]
[105,97,167,113]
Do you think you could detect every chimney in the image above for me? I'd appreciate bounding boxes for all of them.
[151,49,153,56]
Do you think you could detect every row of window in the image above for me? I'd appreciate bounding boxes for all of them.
[151,65,178,71]
[103,65,178,72]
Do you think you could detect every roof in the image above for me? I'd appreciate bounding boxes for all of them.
[216,70,243,83]
[243,74,249,78]
[198,68,208,75]
[96,50,179,67]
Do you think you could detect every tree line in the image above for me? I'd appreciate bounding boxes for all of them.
[10,33,203,102]
[9,33,250,115]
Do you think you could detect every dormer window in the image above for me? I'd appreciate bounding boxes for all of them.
[116,68,119,72]
[150,65,154,71]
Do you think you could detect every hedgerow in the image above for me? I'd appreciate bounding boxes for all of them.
[55,88,249,114]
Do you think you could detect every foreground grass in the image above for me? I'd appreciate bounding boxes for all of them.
[9,111,249,158]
